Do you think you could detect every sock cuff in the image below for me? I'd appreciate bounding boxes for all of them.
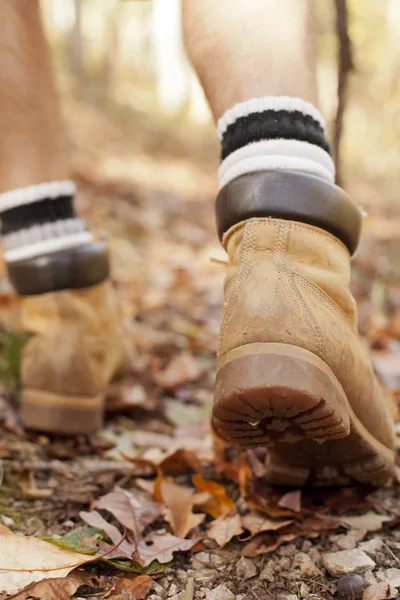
[221,107,329,160]
[220,155,335,188]
[3,217,88,251]
[0,180,76,212]
[217,96,333,189]
[217,96,326,140]
[0,179,93,263]
[4,231,93,263]
[219,139,335,188]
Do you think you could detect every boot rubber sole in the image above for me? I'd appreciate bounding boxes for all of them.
[20,389,104,435]
[213,343,396,487]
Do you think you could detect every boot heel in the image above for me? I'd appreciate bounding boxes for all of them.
[20,389,104,435]
[213,342,351,449]
[213,342,396,487]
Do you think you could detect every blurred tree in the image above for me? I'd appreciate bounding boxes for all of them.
[333,0,354,185]
[66,0,85,92]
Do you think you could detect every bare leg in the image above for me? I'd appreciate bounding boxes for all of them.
[183,0,397,488]
[0,1,124,436]
[182,0,318,120]
[0,0,68,192]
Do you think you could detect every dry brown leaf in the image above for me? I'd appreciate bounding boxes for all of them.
[239,460,252,499]
[131,430,188,451]
[240,533,280,557]
[80,510,197,568]
[154,351,203,389]
[278,490,302,513]
[300,517,342,533]
[245,479,297,518]
[156,477,209,538]
[106,380,158,413]
[92,488,138,541]
[104,575,152,600]
[124,489,163,534]
[247,500,296,519]
[207,513,244,548]
[241,529,298,558]
[11,573,91,600]
[159,448,204,476]
[192,474,234,519]
[241,512,294,539]
[245,450,266,478]
[363,583,390,600]
[18,471,52,500]
[80,511,137,560]
[133,534,199,567]
[0,525,93,595]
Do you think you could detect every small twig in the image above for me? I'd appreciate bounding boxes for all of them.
[250,588,264,600]
[383,542,400,565]
[307,578,334,591]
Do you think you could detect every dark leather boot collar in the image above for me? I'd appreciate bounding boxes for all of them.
[216,171,362,255]
[7,239,109,296]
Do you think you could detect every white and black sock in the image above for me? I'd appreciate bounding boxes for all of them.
[217,96,335,189]
[0,181,93,263]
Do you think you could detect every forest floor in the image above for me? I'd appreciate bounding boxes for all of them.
[0,102,399,600]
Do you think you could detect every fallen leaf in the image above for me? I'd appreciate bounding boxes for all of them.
[11,573,91,600]
[241,528,298,557]
[247,500,297,519]
[43,526,102,554]
[133,534,198,567]
[124,489,163,534]
[104,575,152,600]
[157,477,209,538]
[0,525,93,595]
[245,450,266,478]
[278,490,302,513]
[192,474,234,519]
[164,398,211,428]
[246,479,298,518]
[301,517,342,533]
[340,513,392,532]
[305,487,370,514]
[130,430,189,451]
[363,583,390,600]
[92,488,138,541]
[241,512,294,539]
[159,448,204,476]
[80,511,137,561]
[207,513,244,548]
[18,471,52,500]
[106,380,157,413]
[153,352,203,389]
[239,459,252,499]
[84,505,198,568]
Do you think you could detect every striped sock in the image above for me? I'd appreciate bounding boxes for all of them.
[217,96,335,189]
[0,181,93,263]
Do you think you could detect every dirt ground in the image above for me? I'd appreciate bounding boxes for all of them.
[0,102,399,600]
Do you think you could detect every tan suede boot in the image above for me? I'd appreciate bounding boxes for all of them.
[10,240,125,434]
[213,171,396,486]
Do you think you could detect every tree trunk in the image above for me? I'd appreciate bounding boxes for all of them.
[67,0,86,97]
[333,0,354,186]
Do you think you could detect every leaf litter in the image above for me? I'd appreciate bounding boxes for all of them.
[0,99,399,600]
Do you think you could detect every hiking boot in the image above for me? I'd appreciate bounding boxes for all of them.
[212,171,396,486]
[10,240,126,434]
